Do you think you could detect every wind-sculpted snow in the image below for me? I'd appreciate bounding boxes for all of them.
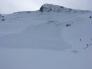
[0,22,71,50]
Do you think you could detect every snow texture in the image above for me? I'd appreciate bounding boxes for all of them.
[0,4,92,69]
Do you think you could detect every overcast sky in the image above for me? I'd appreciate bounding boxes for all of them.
[0,0,92,14]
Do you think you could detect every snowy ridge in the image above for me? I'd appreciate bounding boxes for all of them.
[39,4,90,13]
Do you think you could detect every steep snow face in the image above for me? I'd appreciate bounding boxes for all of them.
[62,13,92,50]
[0,4,92,51]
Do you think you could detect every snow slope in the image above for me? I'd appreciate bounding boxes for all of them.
[0,4,92,69]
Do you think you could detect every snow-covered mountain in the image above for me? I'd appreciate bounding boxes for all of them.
[0,4,92,69]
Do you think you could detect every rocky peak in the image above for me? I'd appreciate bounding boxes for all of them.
[39,4,71,12]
